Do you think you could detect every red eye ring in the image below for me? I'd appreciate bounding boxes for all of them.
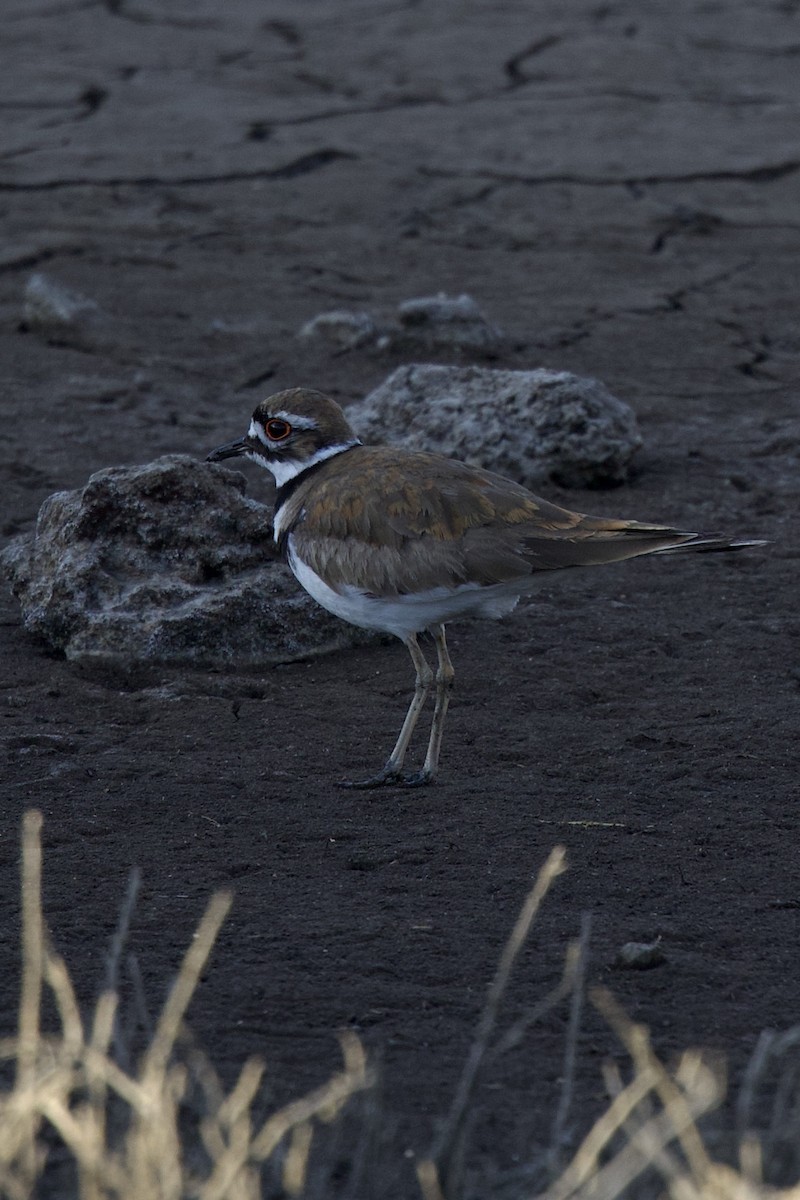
[264,418,291,441]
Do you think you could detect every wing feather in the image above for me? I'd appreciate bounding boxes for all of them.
[282,446,723,596]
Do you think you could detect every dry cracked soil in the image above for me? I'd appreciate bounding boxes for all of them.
[1,1,799,1195]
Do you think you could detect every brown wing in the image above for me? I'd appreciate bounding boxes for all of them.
[285,446,709,596]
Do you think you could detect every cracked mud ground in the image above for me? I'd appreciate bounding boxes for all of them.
[1,1,798,1193]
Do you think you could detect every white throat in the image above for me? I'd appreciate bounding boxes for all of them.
[266,439,361,541]
[253,438,361,489]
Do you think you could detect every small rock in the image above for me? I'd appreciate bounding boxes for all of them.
[1,456,373,668]
[297,292,504,356]
[394,292,504,353]
[615,938,666,969]
[22,272,109,350]
[348,363,642,488]
[298,310,378,350]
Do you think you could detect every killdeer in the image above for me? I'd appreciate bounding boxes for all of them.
[208,387,761,788]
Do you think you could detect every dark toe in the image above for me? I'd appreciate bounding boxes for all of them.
[396,770,435,788]
[337,769,403,790]
[337,766,436,789]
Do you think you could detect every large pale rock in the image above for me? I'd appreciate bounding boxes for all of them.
[349,364,642,488]
[1,456,370,668]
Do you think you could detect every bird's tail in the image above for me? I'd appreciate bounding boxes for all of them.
[516,503,766,571]
[650,534,768,554]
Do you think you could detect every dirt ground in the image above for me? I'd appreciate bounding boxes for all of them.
[1,1,799,1194]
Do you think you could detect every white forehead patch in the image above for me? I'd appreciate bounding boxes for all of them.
[249,417,269,447]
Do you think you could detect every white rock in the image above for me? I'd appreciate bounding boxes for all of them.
[349,363,642,488]
[297,292,504,355]
[395,292,504,352]
[615,938,666,969]
[22,273,108,349]
[298,310,378,350]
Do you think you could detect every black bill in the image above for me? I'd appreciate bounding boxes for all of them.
[206,437,251,463]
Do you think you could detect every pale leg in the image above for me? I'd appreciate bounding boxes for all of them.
[404,623,455,786]
[340,633,434,789]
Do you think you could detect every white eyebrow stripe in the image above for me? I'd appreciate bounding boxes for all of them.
[273,410,319,430]
[249,412,319,448]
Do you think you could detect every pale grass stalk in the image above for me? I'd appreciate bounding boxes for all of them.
[549,912,592,1170]
[81,1045,153,1113]
[593,988,717,1183]
[42,940,84,1060]
[37,1091,125,1195]
[283,1122,314,1195]
[104,868,140,996]
[489,938,580,1062]
[0,1070,69,1183]
[417,1157,447,1200]
[4,810,377,1200]
[544,996,725,1200]
[198,1114,257,1200]
[87,990,118,1125]
[425,845,568,1200]
[544,1067,660,1200]
[17,810,44,1083]
[739,1136,764,1187]
[551,1054,720,1200]
[195,1045,233,1163]
[553,1092,714,1200]
[15,810,44,1191]
[200,1157,259,1200]
[602,1059,685,1183]
[140,890,233,1085]
[598,1057,721,1200]
[125,950,154,1046]
[191,1043,227,1113]
[200,1036,368,1200]
[200,1063,266,1200]
[217,1057,266,1129]
[736,1025,800,1184]
[0,1164,29,1200]
[127,1062,187,1200]
[250,1031,369,1161]
[104,867,141,1069]
[737,1030,775,1157]
[200,1110,230,1168]
[11,808,800,1200]
[79,990,119,1200]
[200,1061,266,1200]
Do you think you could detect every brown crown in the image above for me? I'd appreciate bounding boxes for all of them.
[251,388,358,449]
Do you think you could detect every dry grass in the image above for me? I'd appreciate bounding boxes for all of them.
[2,810,800,1200]
[0,810,371,1199]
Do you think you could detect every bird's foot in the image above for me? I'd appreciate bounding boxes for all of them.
[396,769,436,788]
[338,764,436,789]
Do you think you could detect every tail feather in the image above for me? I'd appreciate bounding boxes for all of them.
[519,516,767,572]
[651,535,768,555]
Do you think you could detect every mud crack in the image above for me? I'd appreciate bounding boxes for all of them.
[0,148,356,191]
[421,161,800,188]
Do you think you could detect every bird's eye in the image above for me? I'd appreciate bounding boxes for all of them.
[264,418,291,441]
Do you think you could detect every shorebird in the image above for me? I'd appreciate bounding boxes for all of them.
[208,387,760,787]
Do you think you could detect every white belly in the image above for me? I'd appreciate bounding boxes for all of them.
[287,536,527,640]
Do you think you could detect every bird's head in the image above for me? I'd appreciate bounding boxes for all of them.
[207,388,360,486]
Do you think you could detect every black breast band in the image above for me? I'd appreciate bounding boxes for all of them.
[273,443,360,556]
